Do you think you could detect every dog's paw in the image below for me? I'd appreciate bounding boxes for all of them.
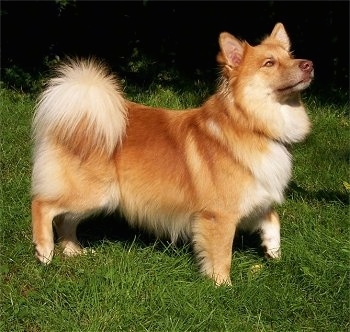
[212,273,232,287]
[265,247,281,259]
[62,242,83,257]
[35,245,54,264]
[62,244,96,257]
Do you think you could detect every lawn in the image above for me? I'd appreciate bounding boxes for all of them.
[1,79,349,331]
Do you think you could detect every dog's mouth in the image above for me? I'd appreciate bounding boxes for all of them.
[277,72,314,94]
[277,77,312,93]
[277,81,303,92]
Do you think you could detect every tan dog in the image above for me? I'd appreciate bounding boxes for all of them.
[31,23,313,285]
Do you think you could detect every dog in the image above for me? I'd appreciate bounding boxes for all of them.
[31,23,313,285]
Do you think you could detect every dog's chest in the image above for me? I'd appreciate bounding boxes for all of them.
[240,141,292,214]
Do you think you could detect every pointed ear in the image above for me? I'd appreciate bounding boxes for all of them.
[217,32,244,67]
[270,23,290,51]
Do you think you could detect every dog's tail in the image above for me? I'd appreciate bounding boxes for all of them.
[33,58,127,158]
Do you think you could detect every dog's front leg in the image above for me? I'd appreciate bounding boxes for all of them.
[191,211,237,286]
[32,198,58,264]
[259,210,281,259]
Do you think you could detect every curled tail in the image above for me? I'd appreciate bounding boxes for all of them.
[33,58,127,158]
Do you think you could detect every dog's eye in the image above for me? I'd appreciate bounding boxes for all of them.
[263,59,275,67]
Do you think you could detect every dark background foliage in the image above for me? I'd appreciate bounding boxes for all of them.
[1,0,349,95]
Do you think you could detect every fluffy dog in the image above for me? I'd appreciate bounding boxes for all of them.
[31,23,313,285]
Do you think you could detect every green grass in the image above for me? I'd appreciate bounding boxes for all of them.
[1,82,349,332]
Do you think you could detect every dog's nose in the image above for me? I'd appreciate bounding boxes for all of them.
[299,60,313,73]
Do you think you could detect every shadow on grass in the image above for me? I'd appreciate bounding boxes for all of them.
[287,181,349,206]
[75,212,264,257]
[77,212,159,249]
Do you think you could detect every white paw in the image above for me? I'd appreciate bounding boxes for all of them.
[265,247,281,259]
[62,244,96,257]
[62,242,83,257]
[35,245,54,264]
[260,221,281,259]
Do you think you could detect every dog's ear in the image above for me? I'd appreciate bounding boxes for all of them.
[269,22,291,51]
[217,32,244,68]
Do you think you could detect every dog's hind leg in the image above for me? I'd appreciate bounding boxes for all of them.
[54,214,84,257]
[191,211,237,286]
[32,198,61,264]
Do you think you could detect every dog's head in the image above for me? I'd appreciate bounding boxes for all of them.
[217,23,314,101]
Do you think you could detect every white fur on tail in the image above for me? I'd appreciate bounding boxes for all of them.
[33,58,127,157]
